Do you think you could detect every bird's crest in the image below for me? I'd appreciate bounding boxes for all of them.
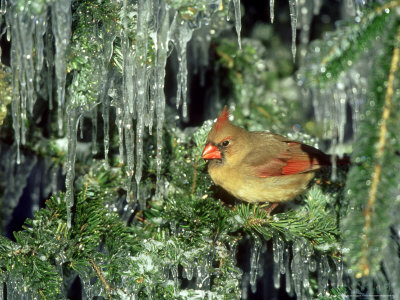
[214,106,230,131]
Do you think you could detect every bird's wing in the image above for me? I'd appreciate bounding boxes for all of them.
[244,133,330,178]
[279,142,330,175]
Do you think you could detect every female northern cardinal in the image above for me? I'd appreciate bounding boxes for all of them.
[201,106,343,206]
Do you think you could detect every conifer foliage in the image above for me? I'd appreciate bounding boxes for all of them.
[0,0,400,299]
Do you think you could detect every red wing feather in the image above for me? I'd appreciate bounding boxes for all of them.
[255,142,330,177]
[281,157,321,175]
[281,142,330,174]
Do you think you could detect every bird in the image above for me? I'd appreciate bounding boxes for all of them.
[201,106,346,210]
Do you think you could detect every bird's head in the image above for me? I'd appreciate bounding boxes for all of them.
[201,106,248,165]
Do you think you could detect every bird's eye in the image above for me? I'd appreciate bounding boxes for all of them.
[222,140,230,147]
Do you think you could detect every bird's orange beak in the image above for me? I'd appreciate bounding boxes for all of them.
[201,143,221,160]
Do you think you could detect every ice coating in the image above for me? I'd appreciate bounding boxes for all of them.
[154,2,170,198]
[270,0,275,23]
[249,240,261,293]
[172,16,194,121]
[134,0,152,208]
[65,107,78,228]
[233,0,242,49]
[5,0,240,213]
[6,2,46,163]
[51,0,72,135]
[288,0,298,60]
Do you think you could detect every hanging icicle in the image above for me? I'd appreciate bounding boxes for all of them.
[232,0,242,49]
[65,106,78,229]
[51,0,72,135]
[134,0,152,208]
[270,0,275,23]
[288,0,298,60]
[6,1,47,164]
[249,239,262,293]
[171,15,194,121]
[153,1,170,198]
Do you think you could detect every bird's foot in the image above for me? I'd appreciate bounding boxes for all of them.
[260,202,278,216]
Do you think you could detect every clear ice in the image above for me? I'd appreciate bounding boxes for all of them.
[233,0,242,49]
[2,0,364,297]
[249,240,261,293]
[51,0,72,135]
[65,107,78,228]
[288,0,298,60]
[171,15,194,121]
[270,0,275,23]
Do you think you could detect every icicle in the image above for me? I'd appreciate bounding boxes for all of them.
[232,0,242,49]
[154,2,170,198]
[171,264,179,291]
[45,30,54,111]
[313,0,323,15]
[55,252,67,295]
[291,240,303,298]
[302,245,312,294]
[98,61,115,166]
[147,75,156,133]
[102,90,111,169]
[51,0,72,135]
[122,29,136,116]
[288,0,298,60]
[7,3,40,160]
[110,88,124,164]
[270,0,275,23]
[81,273,95,300]
[272,236,285,286]
[133,0,152,208]
[196,256,212,290]
[173,17,194,121]
[280,243,287,275]
[22,25,36,117]
[273,236,280,264]
[309,257,317,272]
[124,113,135,210]
[35,17,47,93]
[120,1,134,157]
[65,107,79,229]
[333,258,343,287]
[285,246,293,295]
[91,106,97,155]
[226,0,232,21]
[249,240,262,293]
[186,266,194,280]
[0,0,6,14]
[273,260,281,289]
[11,69,21,164]
[190,25,212,87]
[337,81,347,156]
[79,116,84,139]
[317,254,331,295]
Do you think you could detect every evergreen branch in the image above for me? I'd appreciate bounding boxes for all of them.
[237,185,340,252]
[302,1,398,86]
[39,289,45,300]
[90,258,112,298]
[358,23,400,278]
